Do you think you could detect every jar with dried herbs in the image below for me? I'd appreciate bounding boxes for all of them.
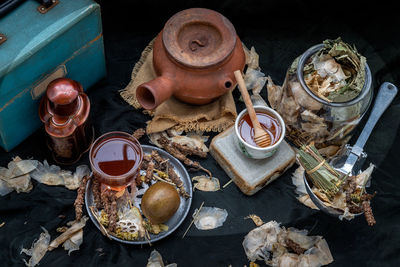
[268,38,372,157]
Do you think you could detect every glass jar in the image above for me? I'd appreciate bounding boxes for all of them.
[275,44,373,156]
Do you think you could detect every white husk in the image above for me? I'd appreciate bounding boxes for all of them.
[243,221,282,262]
[48,216,88,251]
[146,250,177,267]
[243,220,333,267]
[62,229,83,255]
[30,161,90,190]
[192,175,220,191]
[21,227,50,267]
[193,207,228,230]
[0,157,37,196]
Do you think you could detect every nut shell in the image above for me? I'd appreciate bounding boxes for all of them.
[141,182,181,224]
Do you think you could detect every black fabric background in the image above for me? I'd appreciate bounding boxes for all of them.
[1,0,400,266]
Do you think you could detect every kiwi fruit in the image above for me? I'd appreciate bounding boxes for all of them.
[141,182,181,224]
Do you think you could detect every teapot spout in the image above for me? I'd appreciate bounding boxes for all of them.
[136,76,175,110]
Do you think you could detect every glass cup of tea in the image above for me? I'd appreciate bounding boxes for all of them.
[89,131,143,191]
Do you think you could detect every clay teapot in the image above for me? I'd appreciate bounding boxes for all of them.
[136,8,246,110]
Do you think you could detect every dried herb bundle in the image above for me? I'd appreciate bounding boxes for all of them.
[297,144,345,198]
[295,144,376,226]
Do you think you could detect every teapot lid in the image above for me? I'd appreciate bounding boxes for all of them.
[162,8,237,69]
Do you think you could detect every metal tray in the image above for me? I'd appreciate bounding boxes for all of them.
[85,145,193,245]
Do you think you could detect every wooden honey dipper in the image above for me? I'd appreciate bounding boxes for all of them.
[234,70,271,147]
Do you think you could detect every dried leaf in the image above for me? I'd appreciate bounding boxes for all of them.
[243,45,260,70]
[266,76,283,109]
[192,175,220,191]
[301,110,324,124]
[279,93,300,125]
[245,68,267,95]
[354,163,374,188]
[318,145,341,158]
[21,227,50,267]
[290,81,322,111]
[245,214,264,227]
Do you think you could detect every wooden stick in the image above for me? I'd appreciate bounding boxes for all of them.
[153,174,177,187]
[234,70,263,130]
[234,70,270,147]
[89,206,112,240]
[182,201,204,239]
[223,179,234,188]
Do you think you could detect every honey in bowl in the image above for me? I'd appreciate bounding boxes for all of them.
[238,111,282,147]
[90,131,143,191]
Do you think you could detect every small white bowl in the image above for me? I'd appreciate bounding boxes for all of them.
[234,105,286,159]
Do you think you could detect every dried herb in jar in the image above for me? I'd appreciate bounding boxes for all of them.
[303,37,366,102]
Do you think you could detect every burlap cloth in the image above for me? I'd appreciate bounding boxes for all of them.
[120,39,237,134]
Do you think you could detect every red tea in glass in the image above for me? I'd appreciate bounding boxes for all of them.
[89,131,143,191]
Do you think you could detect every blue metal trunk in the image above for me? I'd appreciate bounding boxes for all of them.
[0,0,106,151]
